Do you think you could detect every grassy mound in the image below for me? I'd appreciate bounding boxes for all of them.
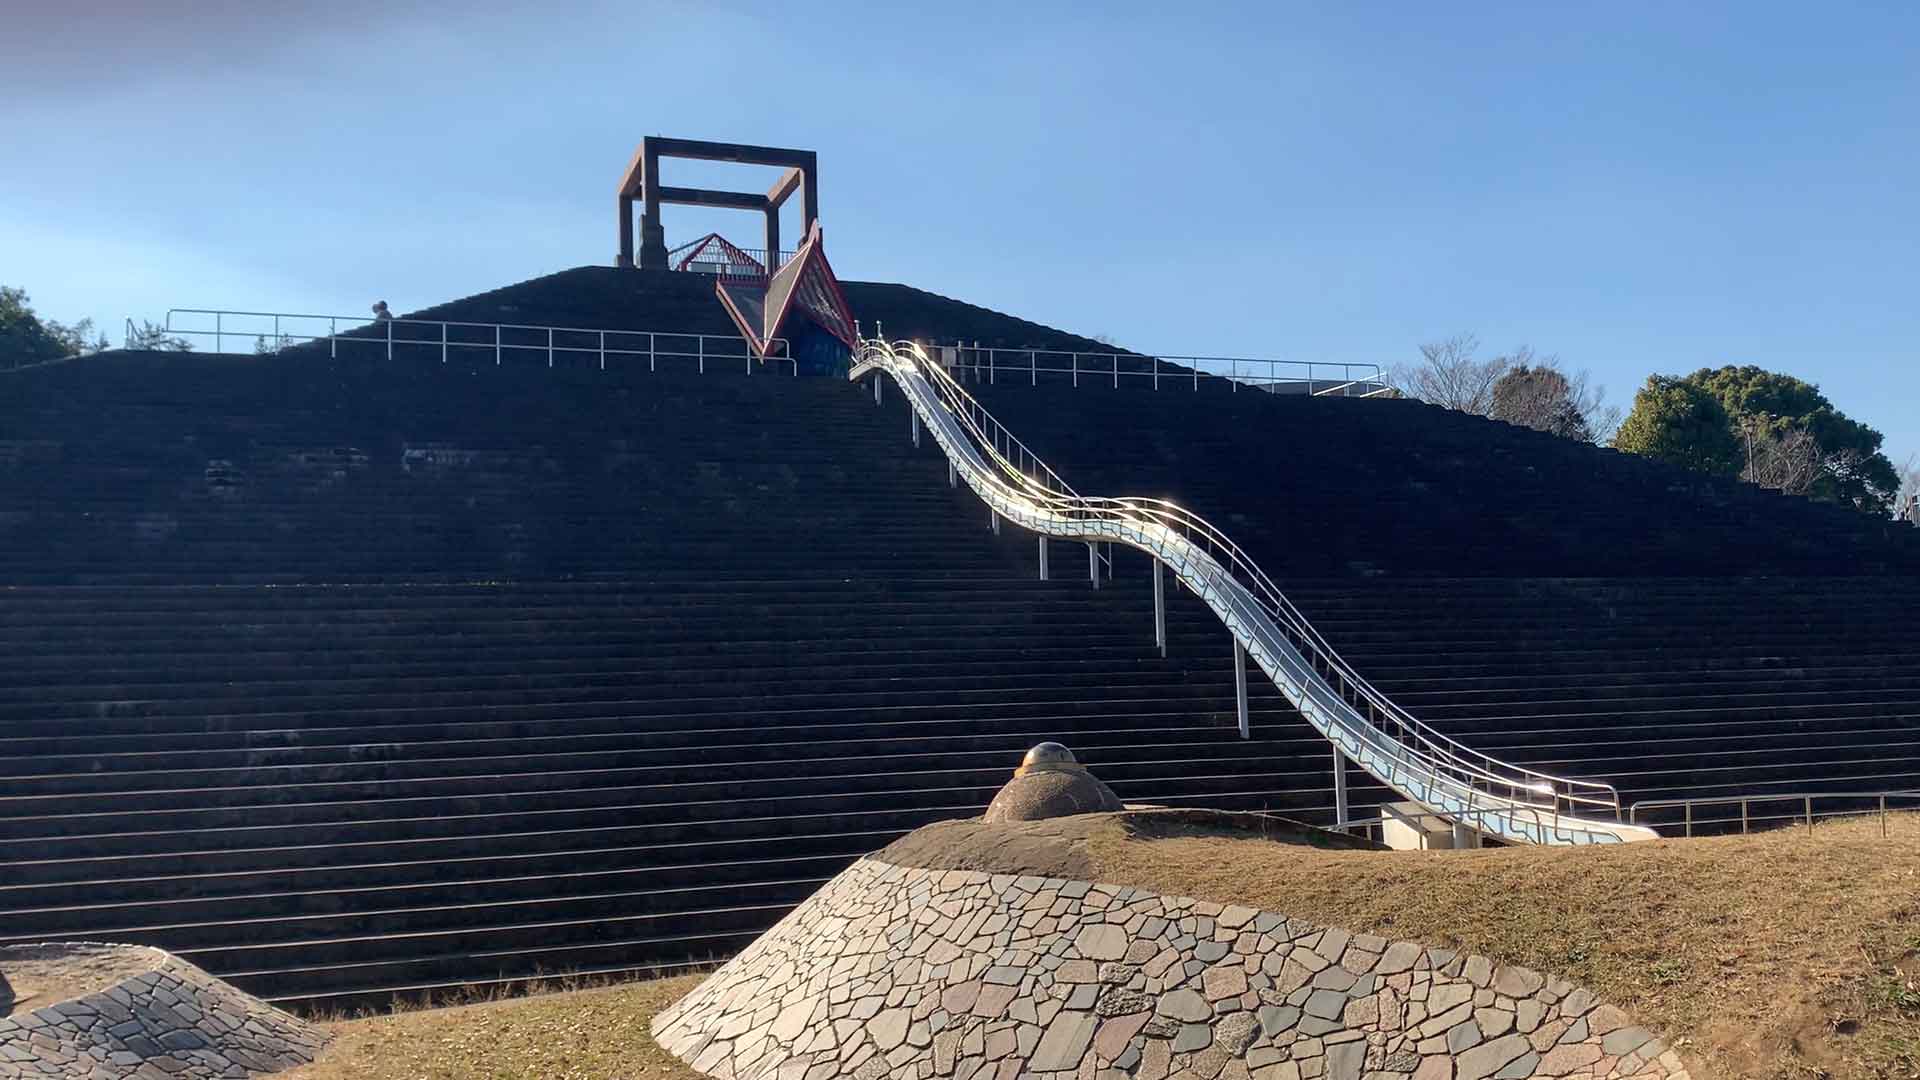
[281,974,706,1080]
[881,810,1920,1079]
[287,812,1920,1080]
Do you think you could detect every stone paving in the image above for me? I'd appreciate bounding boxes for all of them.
[0,944,325,1079]
[654,859,1687,1080]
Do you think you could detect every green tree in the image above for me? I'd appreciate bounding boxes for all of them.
[1488,361,1623,443]
[1613,376,1742,476]
[1682,365,1899,513]
[127,320,193,352]
[0,286,106,370]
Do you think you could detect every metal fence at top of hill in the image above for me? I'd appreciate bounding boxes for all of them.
[139,309,792,374]
[922,341,1393,397]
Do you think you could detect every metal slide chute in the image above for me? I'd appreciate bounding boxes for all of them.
[852,339,1657,846]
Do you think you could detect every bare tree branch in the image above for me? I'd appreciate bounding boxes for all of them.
[1739,419,1824,495]
[1390,334,1508,415]
[1894,452,1919,523]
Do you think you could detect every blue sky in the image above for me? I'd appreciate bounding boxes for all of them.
[6,1,1917,468]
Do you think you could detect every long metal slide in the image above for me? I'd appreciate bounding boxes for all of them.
[851,339,1657,846]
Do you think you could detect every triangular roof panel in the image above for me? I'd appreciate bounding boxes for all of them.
[714,222,858,360]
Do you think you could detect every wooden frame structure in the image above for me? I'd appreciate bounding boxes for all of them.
[616,137,819,271]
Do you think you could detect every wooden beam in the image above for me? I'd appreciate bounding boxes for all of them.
[644,136,816,169]
[616,144,648,197]
[766,166,805,207]
[655,186,770,211]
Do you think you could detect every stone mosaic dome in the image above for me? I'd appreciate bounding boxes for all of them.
[652,856,1686,1080]
[982,743,1125,823]
[0,943,325,1079]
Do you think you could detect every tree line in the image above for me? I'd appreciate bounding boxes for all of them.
[1393,335,1912,520]
[0,287,192,371]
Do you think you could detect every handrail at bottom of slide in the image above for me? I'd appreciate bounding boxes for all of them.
[851,339,1655,846]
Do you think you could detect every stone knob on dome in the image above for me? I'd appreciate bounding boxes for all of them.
[1019,741,1077,772]
[984,742,1123,822]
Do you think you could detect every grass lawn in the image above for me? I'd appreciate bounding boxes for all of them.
[889,810,1920,1079]
[282,973,707,1080]
[285,812,1920,1080]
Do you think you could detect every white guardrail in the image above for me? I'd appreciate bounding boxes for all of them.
[935,343,1393,397]
[140,309,791,374]
[1630,790,1920,837]
[853,337,1656,846]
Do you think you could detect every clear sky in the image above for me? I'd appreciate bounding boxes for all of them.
[6,1,1916,468]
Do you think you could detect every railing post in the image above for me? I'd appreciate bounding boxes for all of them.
[698,336,704,374]
[1031,350,1036,386]
[1741,799,1748,834]
[910,411,920,448]
[600,330,607,372]
[1152,558,1166,656]
[547,327,554,368]
[1038,538,1049,581]
[948,460,956,487]
[1153,355,1159,390]
[1113,353,1119,389]
[989,348,995,385]
[1805,795,1814,835]
[1087,543,1100,589]
[330,318,337,360]
[1332,749,1349,830]
[1684,802,1693,837]
[216,311,223,355]
[649,332,656,372]
[1233,639,1250,739]
[441,322,448,364]
[1882,794,1889,838]
[274,315,281,354]
[1451,820,1476,849]
[1072,353,1079,387]
[873,376,881,405]
[386,317,392,362]
[494,324,501,366]
[990,511,1000,535]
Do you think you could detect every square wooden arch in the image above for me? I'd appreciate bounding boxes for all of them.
[616,137,819,270]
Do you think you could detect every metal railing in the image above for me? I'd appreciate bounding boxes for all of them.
[936,343,1393,397]
[1630,790,1920,837]
[853,338,1647,846]
[666,237,797,277]
[1343,803,1600,848]
[144,309,790,374]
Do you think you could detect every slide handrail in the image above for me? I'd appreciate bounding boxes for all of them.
[853,338,1654,845]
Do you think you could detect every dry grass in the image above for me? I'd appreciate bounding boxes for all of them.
[283,813,1920,1080]
[281,973,707,1080]
[1077,813,1920,1080]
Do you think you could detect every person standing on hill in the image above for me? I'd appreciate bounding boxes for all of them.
[371,300,393,322]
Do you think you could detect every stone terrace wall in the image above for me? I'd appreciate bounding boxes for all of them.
[0,944,325,1080]
[653,859,1686,1080]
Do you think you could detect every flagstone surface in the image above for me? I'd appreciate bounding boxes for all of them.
[653,859,1685,1080]
[0,944,325,1079]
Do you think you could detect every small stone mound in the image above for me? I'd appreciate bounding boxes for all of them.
[652,858,1688,1080]
[0,943,326,1079]
[982,742,1124,823]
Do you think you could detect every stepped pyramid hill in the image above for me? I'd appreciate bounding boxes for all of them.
[3,255,1918,1015]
